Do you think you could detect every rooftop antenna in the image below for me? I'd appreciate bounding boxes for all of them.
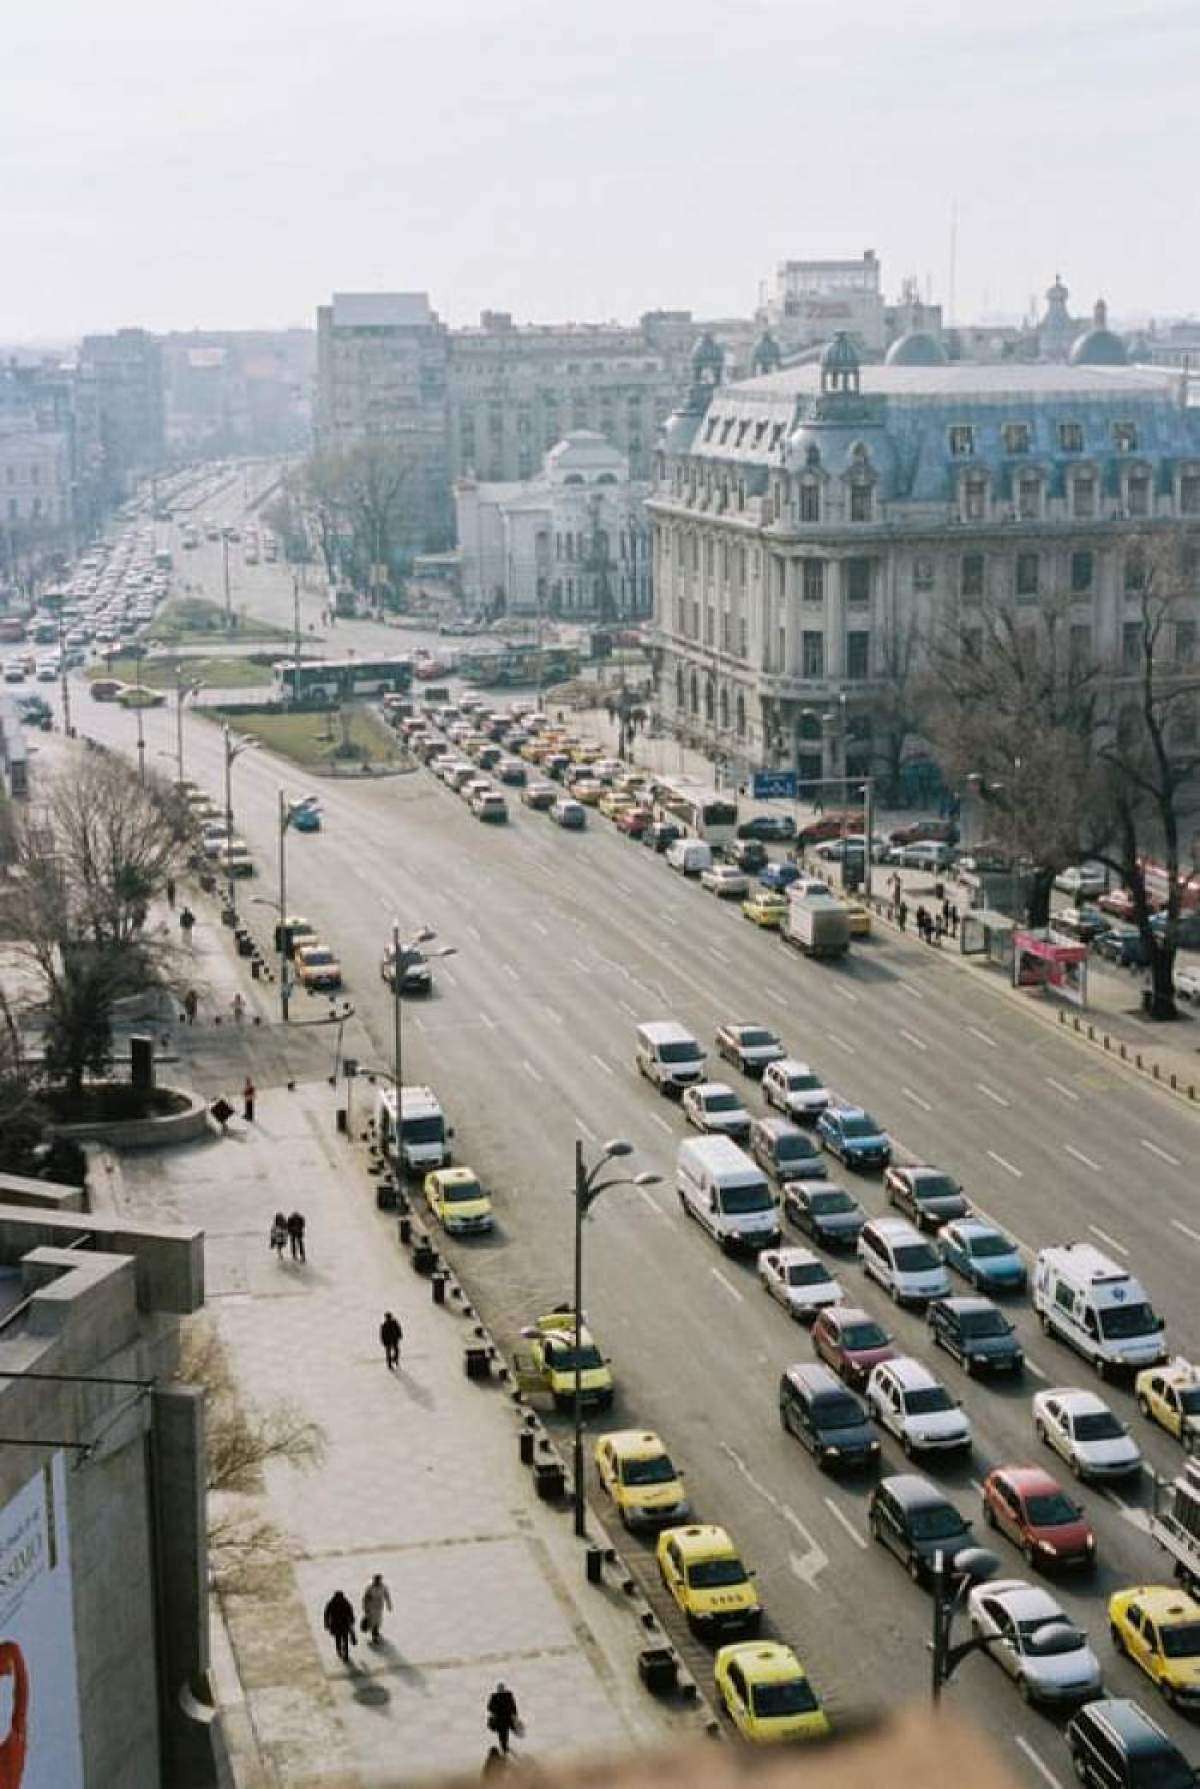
[947,199,958,327]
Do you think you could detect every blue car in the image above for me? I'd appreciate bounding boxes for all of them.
[815,1105,892,1171]
[292,806,322,833]
[759,861,800,893]
[939,1218,1027,1294]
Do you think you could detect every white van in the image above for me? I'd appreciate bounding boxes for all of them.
[634,1021,706,1095]
[676,1135,780,1253]
[1033,1244,1167,1375]
[857,1216,951,1306]
[666,839,713,877]
[375,1084,454,1177]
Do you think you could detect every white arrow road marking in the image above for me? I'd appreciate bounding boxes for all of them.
[720,1443,829,1589]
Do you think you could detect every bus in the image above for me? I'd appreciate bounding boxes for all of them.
[457,644,580,688]
[271,656,412,707]
[652,777,739,848]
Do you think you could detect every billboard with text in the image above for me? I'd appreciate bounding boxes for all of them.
[0,1453,84,1789]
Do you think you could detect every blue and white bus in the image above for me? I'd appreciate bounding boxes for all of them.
[272,656,412,707]
[652,777,739,848]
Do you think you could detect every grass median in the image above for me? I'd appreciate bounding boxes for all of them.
[208,705,407,773]
[88,653,272,690]
[147,596,293,644]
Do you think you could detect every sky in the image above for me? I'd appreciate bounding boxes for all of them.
[2,0,1197,342]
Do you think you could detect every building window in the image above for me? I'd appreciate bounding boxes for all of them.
[1170,699,1198,747]
[948,425,975,457]
[962,477,987,521]
[1015,552,1040,600]
[738,617,748,659]
[1070,550,1094,594]
[849,483,873,523]
[1127,473,1151,518]
[773,557,786,597]
[721,613,731,652]
[802,631,825,678]
[1113,422,1138,454]
[689,671,699,714]
[845,558,872,605]
[704,607,714,644]
[1122,622,1142,671]
[675,667,685,709]
[1184,545,1200,589]
[674,597,685,635]
[960,553,985,600]
[1058,422,1084,453]
[846,632,871,679]
[912,556,935,592]
[1124,548,1147,595]
[1069,624,1092,667]
[704,679,714,722]
[1003,423,1031,454]
[1176,620,1196,666]
[777,625,786,672]
[1073,476,1096,519]
[1017,477,1041,520]
[802,560,825,604]
[799,482,820,523]
[719,686,730,730]
[735,692,746,739]
[1181,474,1200,516]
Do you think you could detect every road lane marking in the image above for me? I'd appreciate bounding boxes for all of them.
[617,998,638,1018]
[1088,1224,1128,1257]
[822,1497,869,1550]
[440,968,458,988]
[544,1008,563,1025]
[531,920,549,937]
[503,963,519,980]
[1026,1358,1050,1381]
[975,1082,1010,1108]
[895,979,924,999]
[1141,1138,1181,1167]
[720,1444,829,1589]
[902,1087,932,1112]
[1102,1488,1152,1532]
[825,1033,856,1054]
[711,1268,744,1304]
[899,1029,927,1052]
[1065,1144,1101,1172]
[465,924,481,942]
[573,1114,597,1142]
[1045,1077,1079,1102]
[710,945,730,964]
[521,1060,543,1084]
[986,1150,1023,1179]
[480,1011,496,1030]
[571,956,592,974]
[613,880,634,896]
[637,1187,671,1223]
[832,984,859,1005]
[1014,1737,1065,1789]
[1172,1219,1200,1244]
[589,1053,614,1076]
[967,1024,997,1048]
[649,1112,674,1135]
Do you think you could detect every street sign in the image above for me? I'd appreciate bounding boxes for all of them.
[751,770,798,801]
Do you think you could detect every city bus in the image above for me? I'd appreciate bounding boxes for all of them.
[652,777,739,848]
[271,656,412,707]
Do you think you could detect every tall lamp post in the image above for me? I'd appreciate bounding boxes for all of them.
[388,921,456,1176]
[222,725,257,920]
[277,793,321,1021]
[928,1546,1000,1702]
[173,675,203,784]
[571,1139,661,1538]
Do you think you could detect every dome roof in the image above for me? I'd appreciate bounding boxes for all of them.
[820,331,860,371]
[885,330,948,367]
[751,329,782,374]
[690,332,724,373]
[544,430,628,483]
[1069,300,1127,367]
[784,422,898,494]
[659,408,702,455]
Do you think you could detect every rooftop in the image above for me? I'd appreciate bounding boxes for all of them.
[330,292,435,329]
[742,361,1176,400]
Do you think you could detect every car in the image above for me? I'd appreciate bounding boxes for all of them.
[642,821,682,854]
[1056,862,1109,899]
[981,1466,1097,1571]
[1067,1697,1196,1789]
[1135,1358,1200,1451]
[381,944,432,993]
[927,1297,1024,1375]
[889,818,957,848]
[967,1579,1102,1706]
[597,789,634,820]
[898,840,957,871]
[713,1641,830,1745]
[615,805,653,837]
[34,656,59,681]
[291,804,321,832]
[811,1305,896,1390]
[758,1247,843,1322]
[521,779,557,810]
[939,1218,1027,1293]
[14,695,51,729]
[816,1105,891,1170]
[715,1023,784,1076]
[294,944,343,991]
[1097,887,1137,920]
[572,778,604,805]
[495,757,526,786]
[594,1430,690,1530]
[1173,965,1200,1003]
[778,1363,879,1470]
[741,889,789,929]
[1,660,25,684]
[462,776,491,803]
[737,814,795,843]
[1051,906,1112,944]
[844,901,872,938]
[550,798,586,829]
[423,1166,494,1234]
[1033,1388,1143,1481]
[762,1058,830,1122]
[518,1309,613,1412]
[867,1357,972,1458]
[117,684,166,708]
[471,789,509,823]
[89,677,126,701]
[655,1524,762,1638]
[700,864,750,899]
[1095,923,1149,967]
[884,1165,970,1230]
[783,1180,867,1249]
[728,839,768,874]
[1108,1584,1200,1709]
[868,1474,975,1585]
[749,1117,827,1183]
[682,1081,751,1139]
[759,861,801,892]
[795,811,862,848]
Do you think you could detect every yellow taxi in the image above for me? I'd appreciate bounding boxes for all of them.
[571,741,603,764]
[594,1430,690,1529]
[1108,1585,1200,1710]
[655,1524,762,1638]
[518,1309,613,1412]
[742,889,789,929]
[844,900,872,938]
[1135,1359,1200,1452]
[293,943,343,991]
[423,1166,494,1235]
[521,739,550,763]
[714,1642,831,1745]
[572,778,604,805]
[598,790,635,820]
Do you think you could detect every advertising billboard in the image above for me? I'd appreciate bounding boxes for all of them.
[0,1454,84,1789]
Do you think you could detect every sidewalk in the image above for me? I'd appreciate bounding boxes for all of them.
[96,990,708,1786]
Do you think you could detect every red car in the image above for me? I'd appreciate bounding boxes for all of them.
[980,1465,1096,1571]
[795,809,864,849]
[615,805,654,837]
[1097,887,1138,920]
[888,817,957,848]
[811,1306,896,1391]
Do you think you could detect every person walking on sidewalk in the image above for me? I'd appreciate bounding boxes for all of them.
[287,1210,306,1262]
[242,1077,256,1122]
[183,988,198,1024]
[486,1682,521,1755]
[380,1311,402,1370]
[360,1573,392,1645]
[323,1590,356,1664]
[231,992,245,1025]
[166,875,176,908]
[270,1213,288,1259]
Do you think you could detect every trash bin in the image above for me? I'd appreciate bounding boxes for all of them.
[519,1429,535,1466]
[375,1183,397,1212]
[1142,989,1153,1014]
[465,1345,491,1381]
[397,1214,412,1246]
[534,1460,565,1502]
[412,1238,436,1276]
[432,1270,448,1306]
[335,1107,347,1134]
[585,1546,604,1585]
[250,958,261,980]
[637,1648,678,1696]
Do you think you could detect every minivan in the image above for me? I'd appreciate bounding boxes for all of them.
[666,838,713,877]
[1066,1698,1196,1789]
[676,1135,780,1253]
[778,1363,879,1471]
[749,1117,827,1184]
[858,1217,951,1306]
[635,1021,706,1095]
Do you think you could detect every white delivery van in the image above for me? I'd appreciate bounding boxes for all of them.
[666,839,713,877]
[1033,1244,1167,1375]
[375,1084,454,1177]
[676,1135,780,1253]
[635,1021,707,1095]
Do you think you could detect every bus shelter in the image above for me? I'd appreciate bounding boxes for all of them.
[1014,929,1089,1007]
[959,908,1015,970]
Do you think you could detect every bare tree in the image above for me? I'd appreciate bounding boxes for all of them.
[872,609,924,805]
[300,452,347,586]
[339,440,415,605]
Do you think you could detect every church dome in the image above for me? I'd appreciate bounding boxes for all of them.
[820,332,860,373]
[750,329,782,375]
[1069,299,1128,367]
[885,330,948,367]
[690,332,724,375]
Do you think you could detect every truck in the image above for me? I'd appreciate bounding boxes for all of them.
[1149,1457,1200,1595]
[374,1084,454,1177]
[781,894,851,961]
[1032,1244,1167,1376]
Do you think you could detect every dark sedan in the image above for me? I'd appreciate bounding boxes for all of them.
[737,814,795,843]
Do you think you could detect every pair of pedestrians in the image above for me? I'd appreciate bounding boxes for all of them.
[269,1211,307,1262]
[322,1574,393,1663]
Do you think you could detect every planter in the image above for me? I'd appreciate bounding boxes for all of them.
[637,1649,678,1696]
[47,1085,211,1151]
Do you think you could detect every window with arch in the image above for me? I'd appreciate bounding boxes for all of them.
[799,481,820,523]
[719,687,730,730]
[563,473,584,486]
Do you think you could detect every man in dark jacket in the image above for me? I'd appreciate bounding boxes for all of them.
[323,1590,356,1664]
[486,1682,520,1754]
[380,1312,402,1370]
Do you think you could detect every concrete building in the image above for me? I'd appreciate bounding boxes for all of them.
[649,331,1200,792]
[762,251,886,356]
[0,1189,208,1788]
[162,330,314,457]
[456,431,650,619]
[77,329,165,500]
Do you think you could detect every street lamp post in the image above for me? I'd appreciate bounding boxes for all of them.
[222,725,257,920]
[929,1546,999,1703]
[173,675,203,784]
[387,922,456,1181]
[276,793,320,1021]
[571,1140,661,1538]
[292,574,303,694]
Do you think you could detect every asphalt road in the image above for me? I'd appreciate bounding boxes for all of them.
[63,490,1200,1786]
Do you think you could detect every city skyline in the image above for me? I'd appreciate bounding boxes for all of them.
[2,0,1197,340]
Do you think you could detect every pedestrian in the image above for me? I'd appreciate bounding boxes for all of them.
[242,1076,256,1122]
[934,878,945,906]
[287,1210,306,1262]
[934,913,946,945]
[323,1590,356,1665]
[482,1749,509,1778]
[183,988,198,1024]
[897,900,908,933]
[179,907,195,942]
[380,1311,402,1370]
[950,903,960,937]
[270,1212,288,1259]
[360,1573,392,1645]
[941,896,952,927]
[486,1682,520,1756]
[166,875,176,908]
[231,992,245,1025]
[915,904,929,942]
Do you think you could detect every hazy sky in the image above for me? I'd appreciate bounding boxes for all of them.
[3,0,1196,341]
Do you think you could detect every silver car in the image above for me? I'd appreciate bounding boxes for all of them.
[967,1579,1102,1705]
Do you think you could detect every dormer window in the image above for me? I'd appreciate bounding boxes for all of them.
[1181,471,1200,515]
[720,419,735,446]
[769,423,785,452]
[849,483,874,523]
[704,417,718,442]
[949,425,975,458]
[799,482,820,524]
[1058,422,1084,453]
[1113,421,1138,453]
[753,421,768,447]
[736,421,751,447]
[1003,423,1031,455]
